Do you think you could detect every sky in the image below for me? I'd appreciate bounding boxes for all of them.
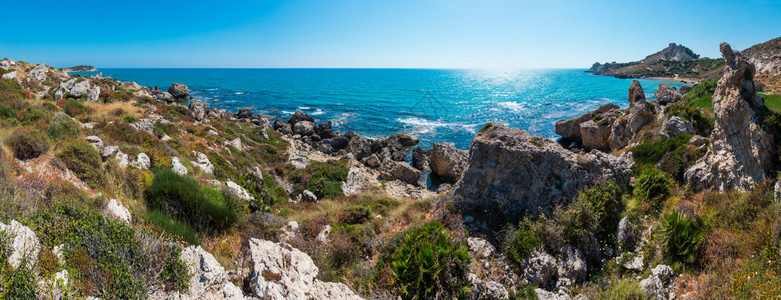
[1,0,780,69]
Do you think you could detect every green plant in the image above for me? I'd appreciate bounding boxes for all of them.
[16,106,51,126]
[56,139,105,188]
[632,168,671,213]
[47,112,80,140]
[289,160,349,199]
[683,79,717,110]
[505,224,542,271]
[478,122,493,133]
[597,279,647,299]
[159,247,191,292]
[574,183,624,246]
[338,206,372,225]
[62,98,93,117]
[145,169,237,233]
[662,213,706,270]
[3,264,38,300]
[390,222,471,299]
[146,210,201,245]
[6,127,50,160]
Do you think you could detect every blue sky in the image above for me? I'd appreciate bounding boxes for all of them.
[1,0,779,68]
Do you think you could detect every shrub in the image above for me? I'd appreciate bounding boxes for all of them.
[159,247,191,292]
[338,206,373,225]
[3,264,38,300]
[664,103,714,134]
[289,160,349,199]
[632,168,671,214]
[145,169,237,233]
[47,112,80,140]
[575,182,624,246]
[16,106,51,126]
[662,213,706,271]
[63,98,93,117]
[29,203,153,299]
[505,225,541,271]
[37,247,61,276]
[56,139,104,188]
[6,127,50,160]
[390,222,470,299]
[683,79,717,110]
[146,210,201,245]
[598,279,647,299]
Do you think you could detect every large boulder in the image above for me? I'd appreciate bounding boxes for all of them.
[380,160,421,185]
[608,81,654,151]
[640,264,674,300]
[149,246,244,299]
[452,124,632,232]
[247,238,363,300]
[555,103,620,146]
[189,100,208,120]
[659,116,694,138]
[519,250,558,287]
[293,121,315,136]
[69,80,91,98]
[0,220,40,269]
[168,83,190,99]
[654,83,683,105]
[430,143,468,183]
[288,111,314,125]
[684,43,775,191]
[556,245,587,288]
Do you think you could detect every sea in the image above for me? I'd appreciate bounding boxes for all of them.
[73,69,690,149]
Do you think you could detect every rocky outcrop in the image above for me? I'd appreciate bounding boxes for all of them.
[380,160,421,185]
[191,151,214,174]
[104,199,131,223]
[226,180,254,201]
[640,265,674,300]
[556,81,653,152]
[684,42,776,191]
[654,83,682,105]
[609,81,654,151]
[149,246,244,300]
[430,142,468,183]
[742,36,781,76]
[168,83,190,100]
[659,116,693,138]
[0,220,40,269]
[171,157,188,175]
[452,124,632,232]
[247,238,363,300]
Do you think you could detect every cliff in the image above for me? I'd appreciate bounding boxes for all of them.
[587,43,724,81]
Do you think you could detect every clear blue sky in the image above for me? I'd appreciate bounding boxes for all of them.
[1,0,779,68]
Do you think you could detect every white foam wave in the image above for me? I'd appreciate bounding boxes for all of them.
[311,109,325,116]
[397,117,476,134]
[497,101,526,112]
[298,106,311,110]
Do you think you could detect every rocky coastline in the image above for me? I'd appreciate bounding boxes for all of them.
[0,40,780,299]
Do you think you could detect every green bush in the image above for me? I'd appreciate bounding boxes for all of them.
[289,160,349,199]
[664,103,714,134]
[682,79,717,110]
[390,222,470,299]
[632,168,671,213]
[146,210,201,245]
[0,104,17,120]
[598,279,647,299]
[145,169,237,233]
[56,139,104,188]
[338,206,373,225]
[505,225,541,271]
[159,247,191,292]
[574,183,624,246]
[6,127,50,160]
[63,98,93,117]
[47,112,80,140]
[16,106,51,126]
[3,264,38,300]
[630,134,704,182]
[29,203,151,299]
[662,213,706,270]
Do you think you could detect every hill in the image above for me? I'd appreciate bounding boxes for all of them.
[587,43,724,82]
[744,36,781,94]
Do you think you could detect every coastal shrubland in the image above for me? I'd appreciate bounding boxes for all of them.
[56,139,105,188]
[6,127,49,160]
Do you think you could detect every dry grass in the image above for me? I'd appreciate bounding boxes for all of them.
[80,100,143,123]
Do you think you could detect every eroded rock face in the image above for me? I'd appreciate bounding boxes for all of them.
[452,124,632,231]
[609,81,654,151]
[149,246,244,300]
[684,42,776,191]
[104,199,131,223]
[555,103,620,147]
[640,264,674,300]
[0,220,40,269]
[247,238,363,300]
[654,83,683,105]
[430,142,468,183]
[380,160,421,185]
[168,83,190,99]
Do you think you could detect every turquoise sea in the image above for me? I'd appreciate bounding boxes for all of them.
[78,69,689,149]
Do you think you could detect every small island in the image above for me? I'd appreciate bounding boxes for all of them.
[63,65,98,72]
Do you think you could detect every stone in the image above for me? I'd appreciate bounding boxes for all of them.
[388,133,419,148]
[172,157,188,175]
[556,245,587,287]
[620,252,644,271]
[679,85,693,95]
[579,118,613,152]
[87,85,100,102]
[273,118,292,135]
[226,180,254,201]
[301,190,318,203]
[69,80,91,98]
[609,81,654,151]
[104,199,131,223]
[347,135,373,160]
[149,245,245,299]
[130,153,151,170]
[236,109,253,119]
[287,111,314,125]
[168,83,190,99]
[452,124,632,232]
[430,142,468,183]
[689,135,709,147]
[189,100,208,120]
[1,71,17,80]
[640,264,674,300]
[28,64,50,82]
[362,154,381,168]
[535,289,572,300]
[247,238,363,300]
[0,220,40,269]
[191,151,214,175]
[342,167,369,196]
[293,121,315,136]
[289,152,310,170]
[226,138,243,151]
[100,145,119,159]
[775,180,781,203]
[467,237,495,258]
[684,43,775,192]
[555,103,620,146]
[317,225,331,242]
[520,250,558,287]
[380,160,421,185]
[468,273,508,300]
[116,152,129,167]
[130,118,156,132]
[315,121,335,139]
[411,147,430,170]
[617,217,638,253]
[655,83,683,105]
[85,135,103,149]
[155,91,175,103]
[660,116,693,138]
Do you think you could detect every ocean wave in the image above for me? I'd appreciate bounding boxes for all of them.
[298,106,311,110]
[497,101,526,112]
[396,117,476,134]
[235,92,249,95]
[311,109,325,116]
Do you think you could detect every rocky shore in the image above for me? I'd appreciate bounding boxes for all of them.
[0,40,780,299]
